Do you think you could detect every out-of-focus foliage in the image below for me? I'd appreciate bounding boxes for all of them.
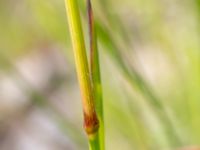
[1,0,200,150]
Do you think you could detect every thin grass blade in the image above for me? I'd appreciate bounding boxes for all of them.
[87,1,105,150]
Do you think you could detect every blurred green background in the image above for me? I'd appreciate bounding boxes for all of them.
[1,0,200,149]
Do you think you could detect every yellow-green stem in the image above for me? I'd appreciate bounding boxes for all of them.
[89,133,100,150]
[64,0,100,149]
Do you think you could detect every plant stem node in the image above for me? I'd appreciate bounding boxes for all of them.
[84,112,99,136]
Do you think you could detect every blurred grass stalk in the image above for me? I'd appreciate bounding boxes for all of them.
[64,0,104,150]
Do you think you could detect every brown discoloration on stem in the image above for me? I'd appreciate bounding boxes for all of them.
[87,1,103,146]
[86,0,99,136]
[84,111,99,136]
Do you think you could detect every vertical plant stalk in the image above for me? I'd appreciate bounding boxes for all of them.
[87,0,104,150]
[64,0,100,149]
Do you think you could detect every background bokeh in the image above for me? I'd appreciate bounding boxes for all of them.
[1,0,200,149]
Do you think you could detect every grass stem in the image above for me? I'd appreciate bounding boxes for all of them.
[87,0,105,150]
[64,0,101,149]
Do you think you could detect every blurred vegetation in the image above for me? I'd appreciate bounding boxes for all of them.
[1,0,200,150]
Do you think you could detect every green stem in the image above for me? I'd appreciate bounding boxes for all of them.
[87,0,105,150]
[89,133,100,150]
[64,0,100,149]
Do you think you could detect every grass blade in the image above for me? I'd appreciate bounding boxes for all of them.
[97,23,182,146]
[87,0,105,150]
